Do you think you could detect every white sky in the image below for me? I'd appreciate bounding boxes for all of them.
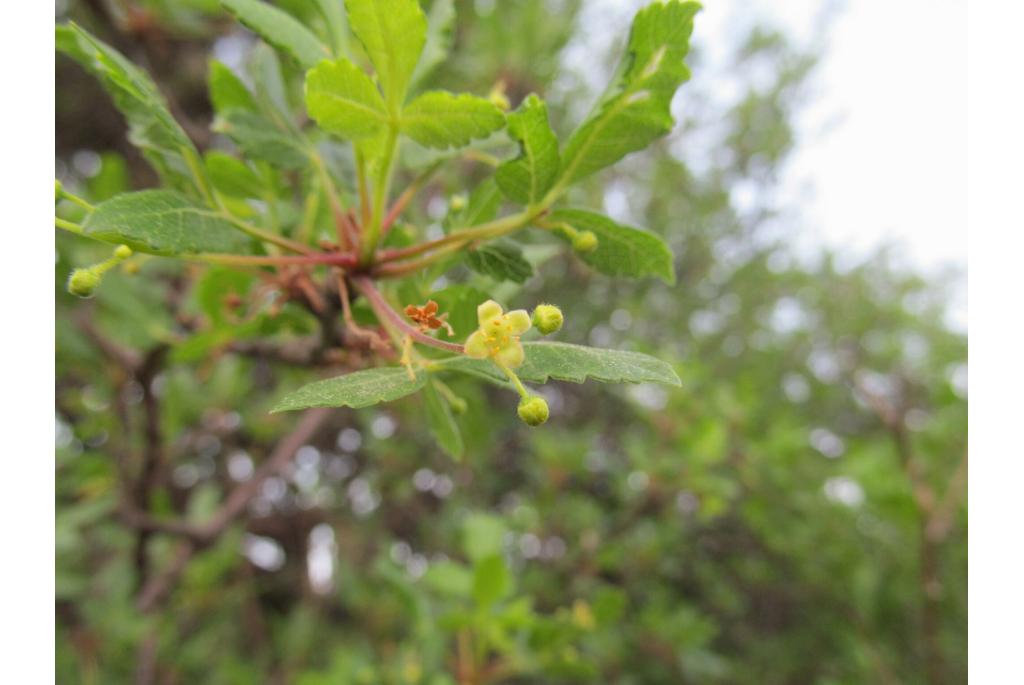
[700,0,967,276]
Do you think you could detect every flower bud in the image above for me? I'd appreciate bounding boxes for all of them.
[572,230,598,253]
[114,245,133,260]
[449,194,467,212]
[531,304,563,335]
[67,269,100,298]
[517,395,549,426]
[448,395,468,415]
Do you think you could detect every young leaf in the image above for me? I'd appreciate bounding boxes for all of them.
[345,0,427,109]
[304,58,389,139]
[549,208,675,284]
[423,381,464,460]
[221,0,331,69]
[271,367,426,412]
[558,0,700,186]
[473,555,512,608]
[410,0,456,88]
[422,560,473,598]
[56,24,199,193]
[461,513,507,562]
[208,60,258,114]
[437,342,682,387]
[214,111,311,169]
[495,94,560,205]
[402,91,505,149]
[204,152,264,199]
[466,242,533,284]
[83,190,249,255]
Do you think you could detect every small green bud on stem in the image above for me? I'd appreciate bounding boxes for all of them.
[517,395,549,426]
[68,269,101,298]
[449,194,467,212]
[532,304,564,335]
[572,230,598,253]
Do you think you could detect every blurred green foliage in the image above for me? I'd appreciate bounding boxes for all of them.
[56,1,966,683]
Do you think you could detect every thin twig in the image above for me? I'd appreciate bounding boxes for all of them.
[352,276,465,354]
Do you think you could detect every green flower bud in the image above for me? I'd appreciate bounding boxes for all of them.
[114,245,133,260]
[68,268,101,298]
[517,395,549,427]
[531,304,563,335]
[449,194,467,212]
[572,230,598,253]
[448,395,468,415]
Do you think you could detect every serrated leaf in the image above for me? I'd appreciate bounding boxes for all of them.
[402,91,506,149]
[473,554,512,608]
[214,111,311,169]
[305,58,389,139]
[272,367,426,412]
[345,0,427,109]
[205,151,264,198]
[208,60,258,114]
[550,208,675,284]
[56,24,199,193]
[411,0,456,88]
[466,241,533,283]
[423,381,464,460]
[558,1,699,185]
[444,178,502,233]
[496,94,559,205]
[82,190,249,255]
[436,342,681,387]
[222,0,331,69]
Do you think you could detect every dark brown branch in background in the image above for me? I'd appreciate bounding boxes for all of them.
[851,373,966,685]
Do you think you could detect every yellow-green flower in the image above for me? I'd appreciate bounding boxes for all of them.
[464,299,531,368]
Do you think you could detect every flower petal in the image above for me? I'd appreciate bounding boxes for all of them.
[506,309,531,335]
[464,330,491,359]
[476,299,504,327]
[494,340,525,368]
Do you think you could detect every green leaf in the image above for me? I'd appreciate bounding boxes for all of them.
[205,151,264,198]
[82,190,249,255]
[496,94,560,205]
[402,91,506,149]
[271,367,426,412]
[558,0,700,186]
[444,178,502,234]
[314,0,349,56]
[214,111,311,169]
[304,58,389,139]
[345,0,427,109]
[422,560,473,598]
[550,208,675,284]
[461,513,507,562]
[473,555,512,608]
[436,342,681,387]
[423,381,464,460]
[208,60,257,114]
[429,284,490,339]
[410,0,456,88]
[56,24,199,193]
[221,0,331,69]
[466,241,533,283]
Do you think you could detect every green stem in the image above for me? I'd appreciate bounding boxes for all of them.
[195,252,357,268]
[59,190,95,213]
[220,214,315,255]
[377,210,535,264]
[182,147,216,208]
[55,217,84,234]
[362,124,400,264]
[498,363,531,399]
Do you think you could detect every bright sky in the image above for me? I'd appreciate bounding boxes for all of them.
[701,0,967,278]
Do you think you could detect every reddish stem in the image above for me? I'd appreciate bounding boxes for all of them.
[352,276,465,354]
